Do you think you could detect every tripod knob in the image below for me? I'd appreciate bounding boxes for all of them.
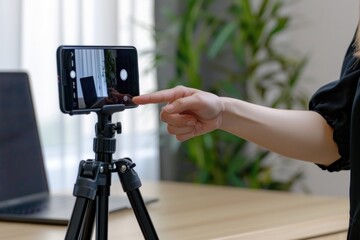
[114,122,122,134]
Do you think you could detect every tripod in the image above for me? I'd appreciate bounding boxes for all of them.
[64,105,158,240]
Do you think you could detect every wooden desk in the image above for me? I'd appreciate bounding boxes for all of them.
[0,181,348,240]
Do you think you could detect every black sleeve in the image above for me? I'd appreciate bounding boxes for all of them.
[309,73,359,171]
[309,35,360,171]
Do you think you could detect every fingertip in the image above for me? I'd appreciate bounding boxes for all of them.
[176,135,187,142]
[133,95,154,105]
[132,96,142,104]
[176,131,195,142]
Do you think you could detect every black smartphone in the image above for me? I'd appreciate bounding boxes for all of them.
[57,45,139,115]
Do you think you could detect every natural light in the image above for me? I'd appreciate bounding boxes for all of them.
[0,0,159,191]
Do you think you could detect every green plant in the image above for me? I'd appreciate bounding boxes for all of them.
[104,50,116,88]
[154,0,308,190]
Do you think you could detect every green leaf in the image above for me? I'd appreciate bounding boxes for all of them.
[208,22,237,59]
[269,17,289,38]
[257,0,270,18]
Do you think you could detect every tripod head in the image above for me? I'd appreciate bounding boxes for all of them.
[91,104,126,165]
[95,104,126,116]
[94,104,125,138]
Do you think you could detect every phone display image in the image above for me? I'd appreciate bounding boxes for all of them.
[57,46,139,114]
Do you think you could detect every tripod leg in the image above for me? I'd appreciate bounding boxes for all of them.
[65,160,102,240]
[95,187,110,240]
[115,158,159,240]
[80,199,96,240]
[127,189,158,239]
[65,197,95,240]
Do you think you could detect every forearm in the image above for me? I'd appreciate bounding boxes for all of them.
[219,97,340,166]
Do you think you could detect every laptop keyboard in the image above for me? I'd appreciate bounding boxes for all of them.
[0,196,73,215]
[0,200,47,215]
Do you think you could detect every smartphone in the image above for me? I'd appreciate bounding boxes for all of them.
[57,45,139,115]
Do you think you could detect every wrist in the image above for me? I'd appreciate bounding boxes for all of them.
[218,97,231,131]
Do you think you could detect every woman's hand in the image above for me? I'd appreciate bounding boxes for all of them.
[133,86,224,141]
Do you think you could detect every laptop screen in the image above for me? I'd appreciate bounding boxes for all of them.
[0,72,49,202]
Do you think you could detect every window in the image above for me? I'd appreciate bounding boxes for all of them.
[0,0,159,190]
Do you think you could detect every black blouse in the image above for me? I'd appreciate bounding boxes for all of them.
[309,33,360,239]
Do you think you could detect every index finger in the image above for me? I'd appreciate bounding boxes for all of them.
[133,86,195,105]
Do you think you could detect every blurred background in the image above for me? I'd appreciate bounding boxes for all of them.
[0,0,357,197]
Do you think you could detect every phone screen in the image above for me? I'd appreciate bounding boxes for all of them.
[57,46,139,114]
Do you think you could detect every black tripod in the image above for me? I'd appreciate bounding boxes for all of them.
[64,105,158,240]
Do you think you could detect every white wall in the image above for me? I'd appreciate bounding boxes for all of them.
[0,0,21,68]
[287,0,359,196]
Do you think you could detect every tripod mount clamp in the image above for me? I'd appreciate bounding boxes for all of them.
[73,160,108,200]
[113,158,142,193]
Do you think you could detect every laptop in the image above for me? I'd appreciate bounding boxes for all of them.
[0,72,156,225]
